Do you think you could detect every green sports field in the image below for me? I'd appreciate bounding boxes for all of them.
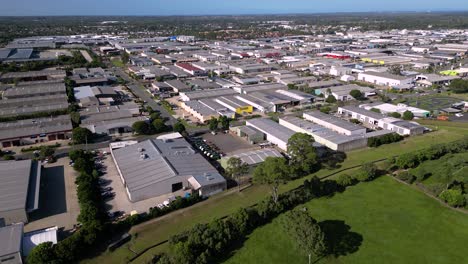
[224,176,468,264]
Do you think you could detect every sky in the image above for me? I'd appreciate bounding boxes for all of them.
[1,0,468,16]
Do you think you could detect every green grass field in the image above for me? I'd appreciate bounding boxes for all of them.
[83,124,468,264]
[111,59,125,68]
[224,176,468,264]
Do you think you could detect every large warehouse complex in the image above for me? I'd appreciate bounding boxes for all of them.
[0,160,41,226]
[110,135,226,202]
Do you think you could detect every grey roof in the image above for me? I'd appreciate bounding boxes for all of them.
[304,111,365,132]
[182,88,238,100]
[184,101,218,116]
[360,71,410,81]
[80,110,135,124]
[246,118,295,143]
[226,148,283,165]
[241,83,286,93]
[0,94,68,109]
[3,83,66,98]
[0,160,35,213]
[0,223,23,257]
[74,86,94,99]
[280,116,365,145]
[340,105,385,120]
[391,120,423,130]
[8,48,33,60]
[187,79,222,89]
[0,103,68,118]
[307,80,343,89]
[164,79,191,92]
[0,70,65,80]
[112,138,218,196]
[0,115,72,141]
[190,173,226,188]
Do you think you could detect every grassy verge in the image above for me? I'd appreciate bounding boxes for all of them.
[83,126,467,264]
[111,59,125,68]
[225,176,468,264]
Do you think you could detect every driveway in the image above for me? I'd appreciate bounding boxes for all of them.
[25,157,79,233]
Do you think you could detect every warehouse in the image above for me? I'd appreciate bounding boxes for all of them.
[303,111,367,136]
[230,125,265,145]
[110,138,224,202]
[358,71,413,87]
[187,173,227,198]
[279,116,368,152]
[360,103,430,118]
[0,115,72,148]
[2,83,66,100]
[179,88,238,101]
[80,109,146,135]
[215,96,254,114]
[245,118,296,151]
[314,84,376,101]
[180,101,220,123]
[0,69,66,83]
[0,160,41,225]
[338,106,425,136]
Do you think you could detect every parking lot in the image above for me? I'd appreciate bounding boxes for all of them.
[98,148,187,215]
[201,132,256,155]
[25,157,79,233]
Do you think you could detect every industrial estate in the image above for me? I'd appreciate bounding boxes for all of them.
[0,9,468,264]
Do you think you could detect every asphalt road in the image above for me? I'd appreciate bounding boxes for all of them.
[112,68,176,127]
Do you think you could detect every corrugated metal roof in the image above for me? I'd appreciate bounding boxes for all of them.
[0,160,32,212]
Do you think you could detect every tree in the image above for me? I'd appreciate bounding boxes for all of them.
[280,210,327,261]
[150,111,162,121]
[132,121,152,135]
[402,110,414,120]
[389,65,402,75]
[390,112,402,118]
[253,157,290,203]
[326,94,337,103]
[448,79,468,94]
[349,89,363,100]
[209,117,219,132]
[320,106,331,114]
[219,116,230,131]
[72,127,92,144]
[173,121,186,133]
[121,51,129,64]
[27,242,57,264]
[439,189,465,207]
[39,146,55,160]
[225,157,249,191]
[70,111,81,126]
[287,133,319,175]
[354,162,378,182]
[152,119,167,133]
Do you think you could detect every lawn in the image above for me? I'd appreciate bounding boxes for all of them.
[225,176,468,264]
[111,59,125,68]
[83,126,467,264]
[404,94,461,111]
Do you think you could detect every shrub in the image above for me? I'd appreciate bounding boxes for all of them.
[439,189,466,207]
[336,174,355,187]
[395,171,416,183]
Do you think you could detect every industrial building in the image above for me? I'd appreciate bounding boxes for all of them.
[357,71,413,87]
[360,103,430,118]
[0,70,66,83]
[0,160,41,226]
[0,115,72,148]
[245,118,296,151]
[0,223,23,264]
[338,106,425,136]
[303,111,367,136]
[314,84,376,101]
[279,116,369,152]
[110,137,226,202]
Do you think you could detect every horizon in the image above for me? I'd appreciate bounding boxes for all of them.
[1,0,468,16]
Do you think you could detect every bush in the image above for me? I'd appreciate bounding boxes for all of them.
[354,163,378,182]
[439,189,466,207]
[402,110,414,120]
[367,133,403,147]
[395,171,416,183]
[336,174,355,187]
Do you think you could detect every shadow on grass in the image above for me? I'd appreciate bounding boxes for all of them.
[319,220,363,257]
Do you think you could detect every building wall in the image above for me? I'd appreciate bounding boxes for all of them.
[127,176,191,202]
[303,113,366,136]
[0,252,22,264]
[0,209,28,225]
[199,182,227,197]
